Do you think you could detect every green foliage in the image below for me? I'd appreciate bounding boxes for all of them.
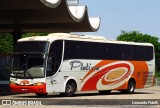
[155,71,160,78]
[0,33,13,53]
[22,33,49,38]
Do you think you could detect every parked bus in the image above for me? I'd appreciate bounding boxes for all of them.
[10,33,155,96]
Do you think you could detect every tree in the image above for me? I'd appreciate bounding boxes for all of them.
[0,33,13,53]
[22,33,49,38]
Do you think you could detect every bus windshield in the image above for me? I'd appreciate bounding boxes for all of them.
[11,54,45,79]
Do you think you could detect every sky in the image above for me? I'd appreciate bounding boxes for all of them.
[79,0,160,40]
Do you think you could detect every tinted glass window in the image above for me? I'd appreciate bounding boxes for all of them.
[47,40,63,76]
[14,41,49,53]
[64,41,93,60]
[120,44,136,60]
[145,46,154,60]
[64,40,153,61]
[106,43,122,60]
[49,40,63,60]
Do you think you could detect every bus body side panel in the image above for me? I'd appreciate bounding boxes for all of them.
[144,60,155,88]
[67,60,153,91]
[46,74,67,93]
[114,60,154,90]
[45,59,154,93]
[130,61,149,89]
[62,60,153,91]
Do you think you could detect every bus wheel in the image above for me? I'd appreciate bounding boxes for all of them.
[127,80,135,94]
[98,90,111,95]
[60,81,76,97]
[121,80,135,94]
[35,93,48,97]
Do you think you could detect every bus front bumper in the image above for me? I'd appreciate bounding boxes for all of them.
[10,83,46,94]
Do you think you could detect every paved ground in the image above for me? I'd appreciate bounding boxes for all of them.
[0,86,160,108]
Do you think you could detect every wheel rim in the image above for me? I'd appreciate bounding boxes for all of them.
[66,85,72,93]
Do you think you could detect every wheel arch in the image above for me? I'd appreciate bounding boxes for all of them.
[125,77,136,89]
[128,77,136,87]
[64,77,77,92]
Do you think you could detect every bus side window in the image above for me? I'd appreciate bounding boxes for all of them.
[47,57,55,76]
[47,57,61,76]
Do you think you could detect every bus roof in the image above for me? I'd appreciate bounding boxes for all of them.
[18,33,153,46]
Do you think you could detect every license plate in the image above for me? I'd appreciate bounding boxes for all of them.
[22,89,27,91]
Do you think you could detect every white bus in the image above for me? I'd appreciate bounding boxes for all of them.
[10,33,155,96]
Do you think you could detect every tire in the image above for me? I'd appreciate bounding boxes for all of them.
[121,80,135,94]
[127,80,135,94]
[35,93,48,97]
[98,90,111,95]
[60,81,76,97]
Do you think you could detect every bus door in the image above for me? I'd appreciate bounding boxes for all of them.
[46,40,63,93]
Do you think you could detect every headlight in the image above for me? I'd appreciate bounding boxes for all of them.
[33,82,44,86]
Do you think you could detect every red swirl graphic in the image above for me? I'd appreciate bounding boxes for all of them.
[20,80,29,85]
[81,63,131,91]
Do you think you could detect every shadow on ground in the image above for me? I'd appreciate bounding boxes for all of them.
[0,84,20,96]
[0,84,154,98]
[13,91,154,99]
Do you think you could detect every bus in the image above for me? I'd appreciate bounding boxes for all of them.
[10,33,155,96]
